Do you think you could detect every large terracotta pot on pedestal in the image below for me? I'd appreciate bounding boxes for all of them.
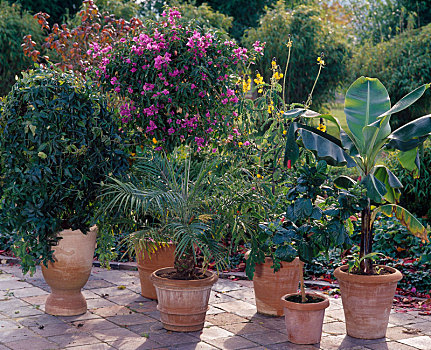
[42,227,97,316]
[151,267,218,332]
[253,257,303,316]
[135,243,176,299]
[334,265,403,339]
[281,292,329,344]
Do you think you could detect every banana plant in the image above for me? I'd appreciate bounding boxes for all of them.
[284,76,431,274]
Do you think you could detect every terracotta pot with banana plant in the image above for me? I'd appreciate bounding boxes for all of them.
[246,160,361,344]
[100,151,227,332]
[285,76,431,339]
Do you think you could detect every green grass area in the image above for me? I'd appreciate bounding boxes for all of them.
[326,103,347,137]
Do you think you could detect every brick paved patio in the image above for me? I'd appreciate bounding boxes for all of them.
[0,263,430,350]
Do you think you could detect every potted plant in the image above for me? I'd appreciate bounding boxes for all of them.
[99,151,226,332]
[285,76,431,339]
[247,160,361,344]
[0,67,128,315]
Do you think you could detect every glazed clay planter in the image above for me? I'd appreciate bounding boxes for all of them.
[135,243,176,299]
[334,265,403,339]
[150,267,218,332]
[281,292,329,344]
[42,227,97,316]
[253,257,303,316]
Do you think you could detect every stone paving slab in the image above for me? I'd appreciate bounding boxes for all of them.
[0,263,430,350]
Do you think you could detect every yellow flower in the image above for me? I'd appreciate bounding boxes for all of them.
[271,60,277,68]
[258,88,263,94]
[317,56,325,66]
[317,123,327,132]
[267,103,274,114]
[130,152,136,157]
[286,38,293,48]
[256,174,262,179]
[283,130,287,135]
[238,142,243,147]
[152,137,158,144]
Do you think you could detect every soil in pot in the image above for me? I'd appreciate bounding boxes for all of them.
[281,292,329,345]
[150,267,218,332]
[253,257,303,316]
[136,243,175,299]
[42,227,97,316]
[334,265,403,339]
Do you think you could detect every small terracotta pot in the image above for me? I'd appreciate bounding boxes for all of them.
[281,292,329,344]
[334,265,403,339]
[150,267,218,332]
[135,243,176,299]
[253,257,303,316]
[42,227,97,316]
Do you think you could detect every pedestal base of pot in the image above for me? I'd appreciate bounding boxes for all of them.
[281,292,329,345]
[136,243,176,300]
[45,290,87,316]
[42,227,97,316]
[253,257,302,316]
[334,265,403,339]
[151,267,218,332]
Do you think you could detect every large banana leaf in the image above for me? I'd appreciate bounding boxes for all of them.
[344,77,391,153]
[388,115,431,146]
[374,166,402,204]
[372,204,429,243]
[361,174,387,203]
[284,122,355,167]
[397,147,420,178]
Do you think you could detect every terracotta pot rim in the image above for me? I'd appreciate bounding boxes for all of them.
[281,292,329,311]
[334,265,403,284]
[55,226,98,237]
[258,256,304,266]
[150,267,218,287]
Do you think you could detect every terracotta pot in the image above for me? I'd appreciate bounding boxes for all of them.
[42,227,97,316]
[150,267,218,332]
[135,243,176,299]
[253,257,303,316]
[281,292,329,344]
[334,265,403,339]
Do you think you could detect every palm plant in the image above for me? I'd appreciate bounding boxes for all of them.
[99,151,226,279]
[285,76,431,274]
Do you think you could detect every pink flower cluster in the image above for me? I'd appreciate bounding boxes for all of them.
[89,7,260,151]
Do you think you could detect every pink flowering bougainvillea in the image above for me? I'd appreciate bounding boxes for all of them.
[90,7,263,151]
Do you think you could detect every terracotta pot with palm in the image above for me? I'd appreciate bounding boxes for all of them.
[100,152,226,331]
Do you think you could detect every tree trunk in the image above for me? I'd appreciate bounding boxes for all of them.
[360,199,373,274]
[173,247,196,279]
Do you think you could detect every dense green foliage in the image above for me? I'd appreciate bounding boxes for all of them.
[0,1,43,97]
[385,142,431,220]
[9,0,82,24]
[0,68,128,274]
[350,23,431,129]
[193,0,274,40]
[243,2,350,109]
[246,160,363,279]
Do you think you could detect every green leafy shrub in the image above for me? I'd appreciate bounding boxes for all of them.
[0,67,129,274]
[242,1,350,109]
[0,2,43,97]
[8,0,82,24]
[349,23,431,129]
[385,141,431,220]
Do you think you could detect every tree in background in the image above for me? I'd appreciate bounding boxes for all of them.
[8,0,82,24]
[0,1,43,97]
[399,0,431,28]
[349,22,431,129]
[242,1,350,109]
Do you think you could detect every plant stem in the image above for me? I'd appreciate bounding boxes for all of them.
[282,42,292,105]
[300,265,306,303]
[359,198,373,274]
